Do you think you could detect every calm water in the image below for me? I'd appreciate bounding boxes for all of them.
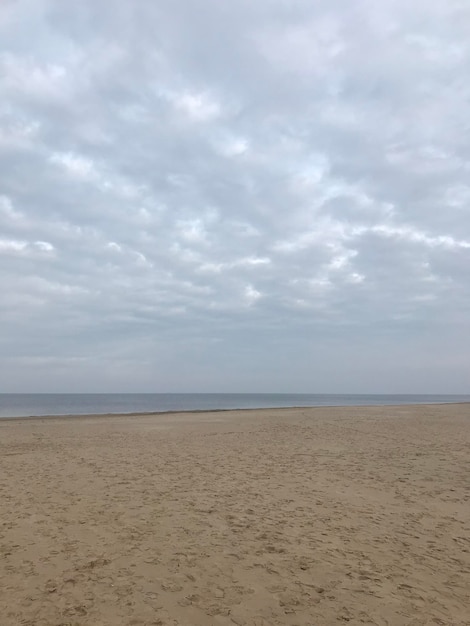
[0,393,469,418]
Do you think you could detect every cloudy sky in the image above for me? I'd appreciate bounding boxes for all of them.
[1,0,469,393]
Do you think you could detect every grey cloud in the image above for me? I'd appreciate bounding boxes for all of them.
[1,0,469,391]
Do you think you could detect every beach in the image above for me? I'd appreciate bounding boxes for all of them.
[0,404,469,626]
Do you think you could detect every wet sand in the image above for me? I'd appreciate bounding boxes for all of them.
[1,404,469,625]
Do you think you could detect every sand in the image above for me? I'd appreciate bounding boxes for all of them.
[0,404,469,626]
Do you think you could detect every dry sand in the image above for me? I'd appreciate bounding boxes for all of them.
[0,404,469,626]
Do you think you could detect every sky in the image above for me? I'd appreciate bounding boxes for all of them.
[1,0,469,393]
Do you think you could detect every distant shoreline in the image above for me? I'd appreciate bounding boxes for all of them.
[1,400,469,422]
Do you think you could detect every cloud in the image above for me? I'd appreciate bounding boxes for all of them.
[172,90,222,122]
[0,0,469,392]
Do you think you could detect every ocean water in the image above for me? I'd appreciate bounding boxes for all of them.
[0,393,469,418]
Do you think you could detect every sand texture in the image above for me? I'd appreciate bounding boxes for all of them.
[0,404,469,626]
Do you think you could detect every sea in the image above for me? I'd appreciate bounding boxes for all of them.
[0,393,469,418]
